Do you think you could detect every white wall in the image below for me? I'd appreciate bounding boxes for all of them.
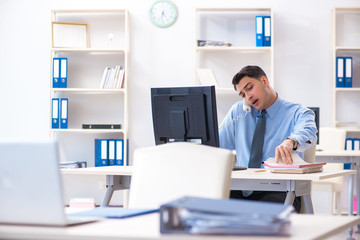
[1,0,359,205]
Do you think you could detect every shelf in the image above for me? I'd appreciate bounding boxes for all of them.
[51,88,125,93]
[196,46,272,52]
[52,48,125,53]
[335,47,360,51]
[50,129,125,134]
[335,87,360,92]
[52,9,127,14]
[50,9,130,167]
[196,8,272,12]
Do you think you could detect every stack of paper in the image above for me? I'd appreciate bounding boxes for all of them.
[160,196,294,236]
[264,152,326,174]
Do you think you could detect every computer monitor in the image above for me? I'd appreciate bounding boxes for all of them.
[308,107,320,144]
[151,86,219,147]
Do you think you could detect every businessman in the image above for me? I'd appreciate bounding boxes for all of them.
[219,65,317,213]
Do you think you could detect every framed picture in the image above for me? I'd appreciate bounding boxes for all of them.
[52,22,89,48]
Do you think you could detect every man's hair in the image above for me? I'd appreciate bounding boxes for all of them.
[232,65,267,90]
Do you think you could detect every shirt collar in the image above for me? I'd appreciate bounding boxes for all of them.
[255,94,282,119]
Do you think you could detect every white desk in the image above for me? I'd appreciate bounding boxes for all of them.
[0,213,359,240]
[62,167,355,214]
[315,150,360,236]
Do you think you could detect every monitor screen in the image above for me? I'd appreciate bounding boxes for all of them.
[151,86,219,147]
[308,107,320,144]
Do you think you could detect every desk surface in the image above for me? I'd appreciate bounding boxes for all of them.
[61,166,356,181]
[316,150,360,157]
[0,213,359,240]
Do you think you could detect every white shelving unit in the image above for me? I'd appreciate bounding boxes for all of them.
[50,9,129,166]
[194,8,273,122]
[332,8,360,132]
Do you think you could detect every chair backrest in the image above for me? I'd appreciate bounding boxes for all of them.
[319,127,346,151]
[128,142,234,209]
[304,143,316,163]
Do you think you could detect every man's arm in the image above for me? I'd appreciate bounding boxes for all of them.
[275,108,317,165]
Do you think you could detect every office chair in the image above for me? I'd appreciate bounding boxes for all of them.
[128,142,234,209]
[312,127,346,214]
[299,143,317,213]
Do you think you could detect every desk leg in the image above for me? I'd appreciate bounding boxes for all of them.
[101,175,131,207]
[355,160,360,234]
[301,194,314,214]
[348,163,355,239]
[284,191,295,206]
[101,185,114,207]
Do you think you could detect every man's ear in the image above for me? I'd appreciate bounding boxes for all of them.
[261,76,269,86]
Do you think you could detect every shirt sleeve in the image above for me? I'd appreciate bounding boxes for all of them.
[288,107,318,152]
[219,107,236,151]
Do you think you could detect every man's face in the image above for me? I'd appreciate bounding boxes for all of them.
[235,76,270,111]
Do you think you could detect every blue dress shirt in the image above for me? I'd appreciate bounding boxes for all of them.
[219,96,317,167]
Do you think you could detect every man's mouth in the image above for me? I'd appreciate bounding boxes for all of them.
[252,99,258,105]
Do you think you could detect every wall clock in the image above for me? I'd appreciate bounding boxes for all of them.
[149,0,178,28]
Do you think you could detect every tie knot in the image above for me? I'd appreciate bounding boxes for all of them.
[260,109,266,118]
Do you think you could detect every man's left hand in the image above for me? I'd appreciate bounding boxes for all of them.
[275,139,295,165]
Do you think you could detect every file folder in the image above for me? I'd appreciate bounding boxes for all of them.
[345,56,353,88]
[108,139,115,166]
[60,98,68,129]
[52,58,60,88]
[51,98,60,129]
[353,138,360,151]
[160,196,293,235]
[95,139,108,167]
[115,139,124,166]
[60,58,68,88]
[70,207,158,219]
[255,16,264,47]
[263,16,271,46]
[336,57,345,87]
[345,138,353,151]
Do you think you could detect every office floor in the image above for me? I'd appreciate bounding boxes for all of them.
[328,225,360,240]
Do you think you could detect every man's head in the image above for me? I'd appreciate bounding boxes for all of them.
[232,65,276,111]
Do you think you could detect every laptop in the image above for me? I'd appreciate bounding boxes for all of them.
[0,140,98,226]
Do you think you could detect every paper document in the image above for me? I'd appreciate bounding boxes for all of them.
[69,207,158,219]
[264,152,326,169]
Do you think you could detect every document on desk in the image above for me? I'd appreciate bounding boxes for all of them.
[160,196,293,235]
[69,207,158,219]
[264,152,326,174]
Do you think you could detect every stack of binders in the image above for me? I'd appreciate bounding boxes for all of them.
[160,196,293,236]
[94,139,124,167]
[52,58,68,88]
[51,98,68,129]
[336,56,353,88]
[255,16,271,47]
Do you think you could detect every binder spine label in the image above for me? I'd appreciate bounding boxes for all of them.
[51,98,59,129]
[263,16,271,46]
[345,57,353,88]
[53,58,60,88]
[60,58,68,88]
[60,98,68,129]
[255,16,264,47]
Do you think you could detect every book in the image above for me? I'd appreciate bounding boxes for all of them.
[82,124,121,129]
[197,40,232,47]
[264,152,326,169]
[270,166,323,174]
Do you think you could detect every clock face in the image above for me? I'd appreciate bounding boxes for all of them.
[149,1,178,28]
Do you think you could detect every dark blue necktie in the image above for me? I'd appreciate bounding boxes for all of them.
[248,110,266,168]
